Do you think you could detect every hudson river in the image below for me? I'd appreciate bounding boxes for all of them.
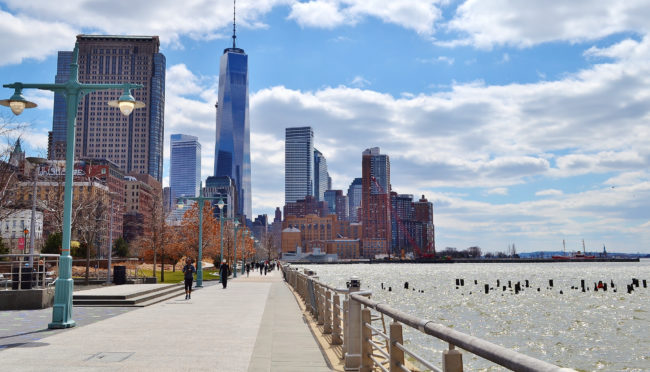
[299,259,649,371]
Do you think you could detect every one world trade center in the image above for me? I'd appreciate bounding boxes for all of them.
[214,11,252,219]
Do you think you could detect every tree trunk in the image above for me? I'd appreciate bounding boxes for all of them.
[153,247,157,279]
[160,248,165,282]
[85,242,91,286]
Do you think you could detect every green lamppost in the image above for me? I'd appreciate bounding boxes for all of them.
[232,220,241,278]
[241,230,249,275]
[215,198,227,283]
[177,181,219,288]
[1,43,144,329]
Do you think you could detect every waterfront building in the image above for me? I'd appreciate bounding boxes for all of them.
[170,134,201,203]
[283,195,327,219]
[413,195,435,255]
[390,193,436,257]
[313,149,328,201]
[214,21,251,219]
[285,127,314,204]
[361,147,391,258]
[282,214,361,258]
[48,35,166,182]
[347,178,362,223]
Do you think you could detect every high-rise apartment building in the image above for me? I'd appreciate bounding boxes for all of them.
[285,127,314,204]
[314,149,328,201]
[347,178,362,222]
[390,193,435,257]
[214,25,251,219]
[48,35,166,182]
[361,147,391,258]
[170,134,201,203]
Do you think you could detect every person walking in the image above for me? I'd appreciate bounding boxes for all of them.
[182,258,196,300]
[264,262,268,276]
[246,263,250,277]
[219,259,229,289]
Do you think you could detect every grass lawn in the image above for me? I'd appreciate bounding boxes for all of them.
[139,268,220,284]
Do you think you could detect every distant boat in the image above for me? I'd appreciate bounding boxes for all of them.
[552,239,595,260]
[552,251,596,260]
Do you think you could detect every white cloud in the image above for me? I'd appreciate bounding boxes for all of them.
[288,0,442,34]
[535,189,563,197]
[487,187,508,195]
[0,10,77,66]
[350,76,371,88]
[0,0,289,64]
[445,0,650,48]
[417,56,455,65]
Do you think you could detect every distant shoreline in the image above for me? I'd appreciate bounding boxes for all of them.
[286,257,641,264]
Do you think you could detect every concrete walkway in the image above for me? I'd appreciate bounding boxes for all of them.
[0,270,332,371]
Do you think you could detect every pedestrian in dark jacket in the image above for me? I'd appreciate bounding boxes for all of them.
[219,259,229,289]
[182,258,196,300]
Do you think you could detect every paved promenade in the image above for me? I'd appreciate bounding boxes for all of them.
[0,270,332,372]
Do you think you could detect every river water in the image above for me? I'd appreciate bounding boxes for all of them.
[299,260,649,371]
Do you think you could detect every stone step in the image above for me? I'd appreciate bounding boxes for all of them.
[73,284,185,307]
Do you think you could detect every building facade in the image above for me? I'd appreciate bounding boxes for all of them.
[204,175,237,219]
[347,177,363,223]
[48,35,166,182]
[170,134,201,203]
[285,127,314,204]
[283,195,327,219]
[361,147,391,258]
[214,41,251,219]
[313,148,328,201]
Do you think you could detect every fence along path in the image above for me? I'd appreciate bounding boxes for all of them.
[282,264,576,372]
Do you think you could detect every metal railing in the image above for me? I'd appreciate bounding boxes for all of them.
[0,253,60,290]
[282,264,576,372]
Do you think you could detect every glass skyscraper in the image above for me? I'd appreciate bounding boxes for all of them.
[347,177,363,222]
[170,134,201,202]
[214,44,251,219]
[285,127,314,204]
[48,35,166,182]
[314,148,328,201]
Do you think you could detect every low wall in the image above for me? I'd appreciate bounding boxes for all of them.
[0,288,55,310]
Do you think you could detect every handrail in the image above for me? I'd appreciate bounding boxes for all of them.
[351,293,572,372]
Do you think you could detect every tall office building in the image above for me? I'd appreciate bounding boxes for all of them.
[285,127,314,204]
[361,147,391,258]
[48,51,73,160]
[347,178,362,222]
[314,149,328,201]
[214,14,251,219]
[170,134,201,203]
[48,35,166,182]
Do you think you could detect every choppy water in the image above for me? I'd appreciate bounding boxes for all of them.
[299,260,649,371]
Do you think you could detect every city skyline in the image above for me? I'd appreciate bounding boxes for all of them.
[1,1,649,252]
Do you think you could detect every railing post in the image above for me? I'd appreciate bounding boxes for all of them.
[324,289,332,334]
[345,276,361,371]
[361,308,372,372]
[389,321,405,372]
[317,283,325,325]
[332,294,342,345]
[442,343,463,372]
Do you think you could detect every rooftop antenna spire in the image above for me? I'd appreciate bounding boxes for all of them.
[232,0,237,48]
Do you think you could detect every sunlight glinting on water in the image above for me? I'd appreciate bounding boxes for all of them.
[300,261,649,372]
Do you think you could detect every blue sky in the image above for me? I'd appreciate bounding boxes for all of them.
[1,1,649,253]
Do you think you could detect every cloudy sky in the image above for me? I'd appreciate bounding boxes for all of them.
[1,0,649,253]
